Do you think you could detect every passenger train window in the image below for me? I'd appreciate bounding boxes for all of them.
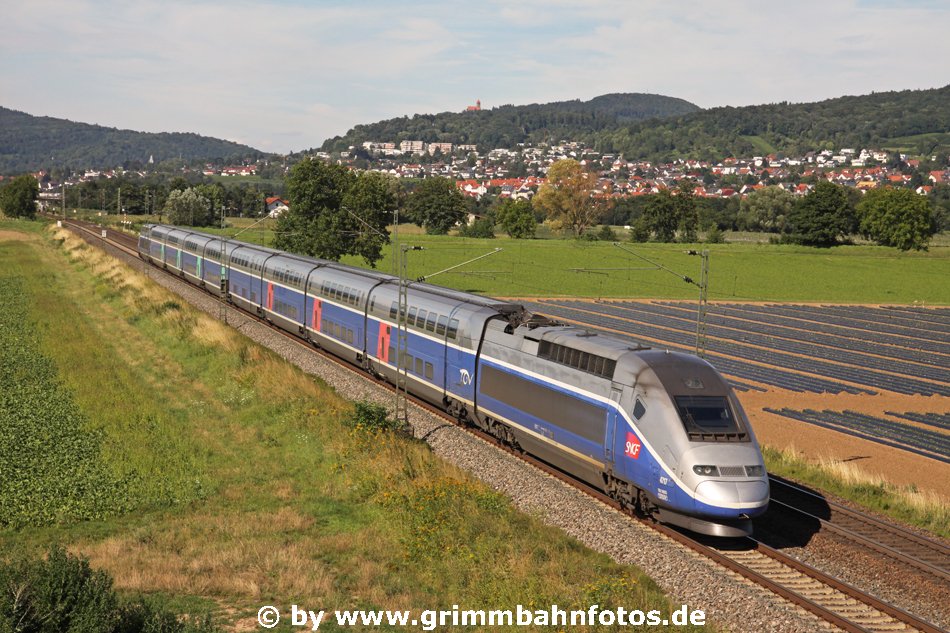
[592,356,604,375]
[416,310,427,328]
[447,319,459,340]
[425,313,437,332]
[389,302,398,319]
[408,307,418,323]
[436,316,447,336]
[424,362,434,380]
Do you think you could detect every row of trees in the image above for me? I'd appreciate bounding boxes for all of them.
[59,174,274,220]
[2,157,942,255]
[271,158,941,269]
[734,182,936,250]
[273,158,547,266]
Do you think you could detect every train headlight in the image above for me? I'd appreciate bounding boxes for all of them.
[692,465,719,476]
[745,465,765,477]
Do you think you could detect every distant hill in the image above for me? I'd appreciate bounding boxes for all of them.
[0,107,265,174]
[591,85,950,162]
[320,93,701,153]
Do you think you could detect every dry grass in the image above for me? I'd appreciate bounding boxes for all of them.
[78,507,333,600]
[51,226,166,305]
[191,313,240,352]
[814,451,950,522]
[769,444,950,535]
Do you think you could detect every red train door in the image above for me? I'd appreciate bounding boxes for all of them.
[311,299,322,332]
[377,324,391,363]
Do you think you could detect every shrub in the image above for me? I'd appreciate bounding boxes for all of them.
[705,225,725,243]
[458,216,496,238]
[596,225,617,241]
[0,546,218,633]
[345,401,405,433]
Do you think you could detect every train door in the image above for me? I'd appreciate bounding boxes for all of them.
[604,383,623,465]
[311,298,323,335]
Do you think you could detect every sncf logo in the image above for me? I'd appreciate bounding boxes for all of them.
[625,432,641,459]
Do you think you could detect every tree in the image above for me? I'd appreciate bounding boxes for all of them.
[857,187,935,251]
[342,170,399,265]
[194,182,227,222]
[163,187,213,226]
[405,177,467,235]
[674,181,699,242]
[494,198,536,238]
[931,183,950,232]
[532,159,602,237]
[642,190,678,242]
[0,175,39,219]
[738,185,795,232]
[276,158,393,267]
[784,181,856,247]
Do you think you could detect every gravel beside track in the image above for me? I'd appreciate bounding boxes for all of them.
[72,232,855,633]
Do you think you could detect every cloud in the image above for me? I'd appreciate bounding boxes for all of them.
[1,0,948,153]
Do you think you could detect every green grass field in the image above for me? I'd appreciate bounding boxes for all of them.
[740,135,777,155]
[880,132,950,154]
[340,235,950,305]
[61,211,950,304]
[0,218,709,632]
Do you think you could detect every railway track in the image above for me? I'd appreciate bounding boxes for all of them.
[59,218,946,633]
[768,475,950,583]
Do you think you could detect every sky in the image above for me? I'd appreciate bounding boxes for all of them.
[2,0,948,154]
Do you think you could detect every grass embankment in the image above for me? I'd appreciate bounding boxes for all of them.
[762,446,949,539]
[0,218,708,631]
[72,211,950,304]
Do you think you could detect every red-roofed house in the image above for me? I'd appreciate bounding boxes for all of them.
[266,197,289,217]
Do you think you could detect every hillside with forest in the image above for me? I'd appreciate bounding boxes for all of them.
[591,85,950,162]
[323,86,950,163]
[320,93,701,152]
[0,106,265,174]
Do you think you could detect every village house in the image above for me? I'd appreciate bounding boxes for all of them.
[265,196,289,217]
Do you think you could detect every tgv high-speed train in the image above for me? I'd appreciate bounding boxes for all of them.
[139,224,769,536]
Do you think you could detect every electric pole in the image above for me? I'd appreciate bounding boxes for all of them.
[394,244,422,430]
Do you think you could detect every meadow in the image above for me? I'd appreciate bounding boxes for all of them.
[65,210,950,305]
[0,217,708,631]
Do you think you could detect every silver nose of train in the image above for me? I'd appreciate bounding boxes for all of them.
[695,480,770,505]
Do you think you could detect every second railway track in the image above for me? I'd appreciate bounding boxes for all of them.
[768,475,950,583]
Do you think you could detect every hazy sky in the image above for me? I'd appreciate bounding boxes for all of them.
[2,1,948,154]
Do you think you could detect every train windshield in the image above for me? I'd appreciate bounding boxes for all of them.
[674,396,747,441]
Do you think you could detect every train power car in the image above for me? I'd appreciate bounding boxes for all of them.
[139,224,769,536]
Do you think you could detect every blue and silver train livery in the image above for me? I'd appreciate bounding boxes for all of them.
[139,224,769,537]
